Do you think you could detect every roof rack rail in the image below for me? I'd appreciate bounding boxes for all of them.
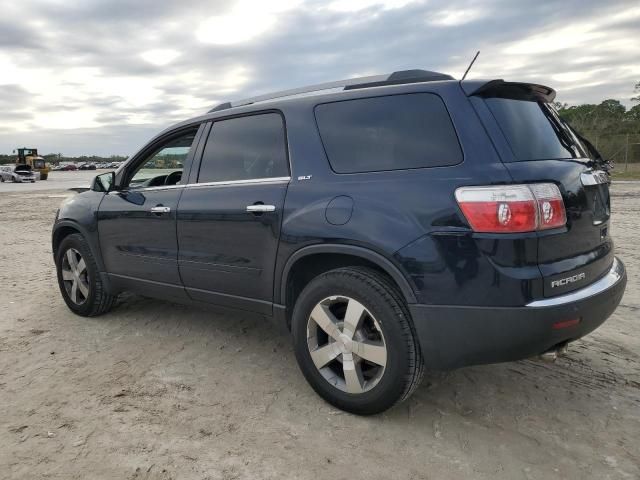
[207,69,454,113]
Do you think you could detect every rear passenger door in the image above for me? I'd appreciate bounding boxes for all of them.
[177,112,290,314]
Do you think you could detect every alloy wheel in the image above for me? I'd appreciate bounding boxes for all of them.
[306,296,387,394]
[61,248,90,305]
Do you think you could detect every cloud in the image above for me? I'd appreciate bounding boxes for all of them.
[0,0,638,155]
[140,49,182,66]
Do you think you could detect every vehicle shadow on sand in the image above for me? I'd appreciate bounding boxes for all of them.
[98,294,639,422]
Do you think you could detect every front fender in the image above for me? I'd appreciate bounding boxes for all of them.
[52,190,106,271]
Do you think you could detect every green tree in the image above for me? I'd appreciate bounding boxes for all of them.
[632,81,640,103]
[626,104,640,122]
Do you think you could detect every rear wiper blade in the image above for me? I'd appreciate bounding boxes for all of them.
[573,131,613,173]
[542,105,583,159]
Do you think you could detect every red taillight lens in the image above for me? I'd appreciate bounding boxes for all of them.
[455,183,566,233]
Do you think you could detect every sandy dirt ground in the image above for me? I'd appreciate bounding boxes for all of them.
[0,182,638,480]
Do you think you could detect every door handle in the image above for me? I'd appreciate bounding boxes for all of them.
[246,204,276,213]
[150,206,171,214]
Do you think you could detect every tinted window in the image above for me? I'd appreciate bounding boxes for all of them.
[315,93,462,173]
[198,113,288,183]
[484,98,588,161]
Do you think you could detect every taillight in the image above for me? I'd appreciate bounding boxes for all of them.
[455,183,566,233]
[529,183,567,229]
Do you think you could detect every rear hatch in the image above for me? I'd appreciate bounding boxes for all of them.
[469,81,613,298]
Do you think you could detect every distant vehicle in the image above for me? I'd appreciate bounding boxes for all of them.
[15,147,49,180]
[0,164,36,183]
[61,164,78,171]
[79,163,97,170]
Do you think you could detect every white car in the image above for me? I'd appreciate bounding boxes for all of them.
[0,164,37,183]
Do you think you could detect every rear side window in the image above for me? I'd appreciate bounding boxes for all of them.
[484,98,588,161]
[315,93,462,173]
[198,113,288,183]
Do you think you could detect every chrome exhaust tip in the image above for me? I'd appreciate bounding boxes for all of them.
[537,343,569,363]
[538,350,558,363]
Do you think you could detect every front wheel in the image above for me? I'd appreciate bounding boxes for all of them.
[55,233,117,316]
[291,267,424,415]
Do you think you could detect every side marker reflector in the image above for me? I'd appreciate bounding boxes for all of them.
[552,318,581,330]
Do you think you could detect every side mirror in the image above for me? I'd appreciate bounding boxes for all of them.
[92,171,116,192]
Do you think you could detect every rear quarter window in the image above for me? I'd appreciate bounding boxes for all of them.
[314,93,462,173]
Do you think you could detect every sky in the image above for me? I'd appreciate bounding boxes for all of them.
[1,0,639,156]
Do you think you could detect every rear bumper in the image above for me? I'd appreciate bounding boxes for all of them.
[409,257,627,370]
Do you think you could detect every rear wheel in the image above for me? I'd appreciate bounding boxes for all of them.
[55,233,117,316]
[291,267,423,415]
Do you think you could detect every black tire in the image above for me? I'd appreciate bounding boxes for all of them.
[55,233,117,316]
[291,267,424,415]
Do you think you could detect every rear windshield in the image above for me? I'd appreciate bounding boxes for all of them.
[484,98,588,161]
[315,93,462,173]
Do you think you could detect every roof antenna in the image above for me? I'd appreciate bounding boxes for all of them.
[461,51,480,81]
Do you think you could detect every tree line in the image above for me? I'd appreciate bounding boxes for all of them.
[554,82,640,167]
[555,81,640,135]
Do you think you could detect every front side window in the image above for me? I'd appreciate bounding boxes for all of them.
[129,129,197,188]
[198,113,288,183]
[315,93,463,174]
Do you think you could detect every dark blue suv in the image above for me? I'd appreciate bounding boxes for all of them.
[52,70,627,414]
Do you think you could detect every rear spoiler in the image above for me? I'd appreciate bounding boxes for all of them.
[461,79,556,103]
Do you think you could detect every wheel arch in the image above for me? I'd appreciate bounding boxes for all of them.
[279,244,417,318]
[52,220,106,272]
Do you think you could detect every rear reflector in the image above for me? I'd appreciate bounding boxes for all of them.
[552,318,581,330]
[455,183,566,233]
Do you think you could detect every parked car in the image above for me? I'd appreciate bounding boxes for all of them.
[61,164,78,171]
[79,163,97,170]
[0,164,36,183]
[52,69,627,415]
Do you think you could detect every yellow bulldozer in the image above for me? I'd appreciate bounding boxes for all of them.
[15,147,49,180]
